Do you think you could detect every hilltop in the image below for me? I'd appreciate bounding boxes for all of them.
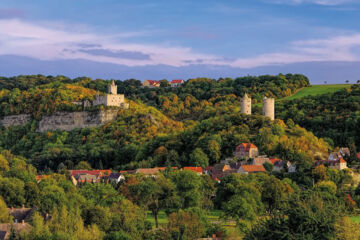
[280,84,351,101]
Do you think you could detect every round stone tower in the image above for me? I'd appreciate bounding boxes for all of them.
[108,80,117,94]
[241,93,251,115]
[262,97,275,120]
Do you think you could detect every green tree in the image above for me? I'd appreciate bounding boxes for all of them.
[189,148,209,168]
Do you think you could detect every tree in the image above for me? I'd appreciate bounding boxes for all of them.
[167,210,205,240]
[0,197,12,223]
[312,165,329,183]
[110,199,147,240]
[74,161,92,170]
[81,205,111,231]
[0,177,25,206]
[127,175,178,228]
[171,170,202,209]
[80,183,122,207]
[189,148,209,168]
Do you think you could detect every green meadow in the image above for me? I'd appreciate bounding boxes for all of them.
[280,84,351,101]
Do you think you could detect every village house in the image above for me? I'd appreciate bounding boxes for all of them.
[269,158,284,172]
[142,80,160,88]
[8,206,35,224]
[234,143,259,159]
[251,156,270,165]
[108,172,125,184]
[0,222,31,240]
[183,167,203,175]
[171,79,184,87]
[238,165,266,174]
[69,170,111,186]
[315,158,348,171]
[135,167,178,177]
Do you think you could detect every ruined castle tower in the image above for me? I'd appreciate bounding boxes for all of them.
[241,93,251,115]
[262,97,275,120]
[108,80,117,94]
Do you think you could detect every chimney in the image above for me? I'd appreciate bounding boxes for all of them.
[10,206,14,212]
[22,204,25,209]
[22,220,25,225]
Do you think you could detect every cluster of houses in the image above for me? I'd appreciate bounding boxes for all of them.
[35,144,354,188]
[142,79,184,88]
[0,205,48,240]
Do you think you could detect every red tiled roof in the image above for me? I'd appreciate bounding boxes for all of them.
[241,165,266,173]
[120,170,136,174]
[269,158,281,164]
[183,167,203,173]
[357,153,360,159]
[235,143,257,152]
[69,170,111,177]
[171,79,183,84]
[339,158,346,163]
[145,80,160,86]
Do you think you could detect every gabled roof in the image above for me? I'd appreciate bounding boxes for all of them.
[69,170,111,177]
[145,80,160,86]
[109,173,123,179]
[8,207,35,222]
[0,223,32,239]
[339,158,347,163]
[136,168,159,175]
[269,158,282,164]
[241,165,266,173]
[235,143,257,152]
[183,167,203,173]
[171,79,184,84]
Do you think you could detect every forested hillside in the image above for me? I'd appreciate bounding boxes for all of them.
[276,84,360,151]
[0,74,326,173]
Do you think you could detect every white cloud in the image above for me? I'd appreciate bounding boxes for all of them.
[267,0,355,6]
[1,19,360,69]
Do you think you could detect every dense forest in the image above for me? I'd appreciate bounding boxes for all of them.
[0,150,358,239]
[1,74,360,239]
[276,84,360,151]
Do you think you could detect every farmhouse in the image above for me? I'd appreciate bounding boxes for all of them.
[234,143,259,159]
[142,80,160,88]
[171,79,184,87]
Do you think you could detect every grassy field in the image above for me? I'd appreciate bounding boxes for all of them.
[280,84,351,101]
[351,216,360,224]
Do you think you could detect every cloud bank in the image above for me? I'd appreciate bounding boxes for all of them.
[1,18,360,69]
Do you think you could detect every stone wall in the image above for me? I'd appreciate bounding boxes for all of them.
[0,114,31,127]
[38,109,119,132]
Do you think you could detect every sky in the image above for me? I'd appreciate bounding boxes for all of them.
[1,0,360,83]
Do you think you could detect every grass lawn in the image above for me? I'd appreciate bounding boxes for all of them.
[351,216,360,224]
[280,84,351,101]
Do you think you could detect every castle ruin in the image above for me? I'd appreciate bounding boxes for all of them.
[93,80,129,108]
[240,94,275,120]
[240,93,251,115]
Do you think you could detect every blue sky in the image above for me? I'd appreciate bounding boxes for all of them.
[1,0,360,83]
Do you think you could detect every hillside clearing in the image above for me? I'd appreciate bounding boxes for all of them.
[280,84,351,101]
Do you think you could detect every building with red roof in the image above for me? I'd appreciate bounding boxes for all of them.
[238,165,266,174]
[171,79,184,87]
[183,167,203,175]
[234,143,259,159]
[143,80,160,88]
[315,158,347,171]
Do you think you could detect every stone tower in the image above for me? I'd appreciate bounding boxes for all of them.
[108,80,117,94]
[241,93,251,115]
[262,97,275,120]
